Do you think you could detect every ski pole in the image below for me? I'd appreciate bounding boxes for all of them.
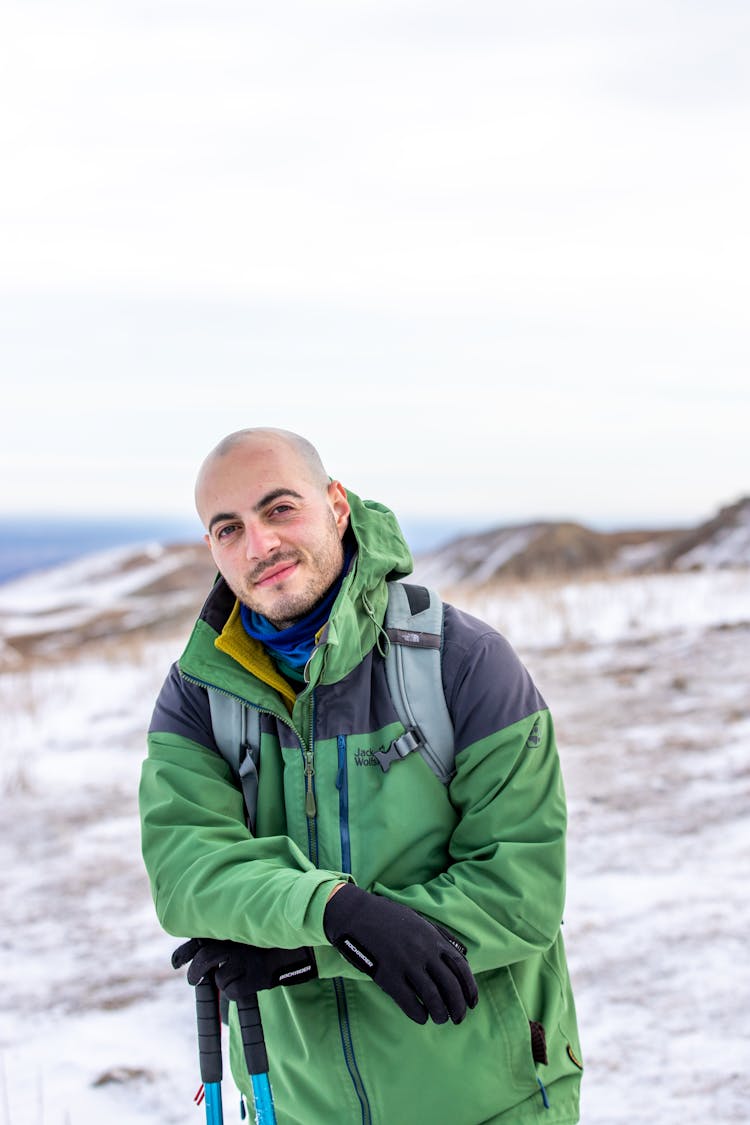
[194,975,224,1125]
[236,994,277,1125]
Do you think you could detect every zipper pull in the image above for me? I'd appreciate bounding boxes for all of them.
[304,750,316,818]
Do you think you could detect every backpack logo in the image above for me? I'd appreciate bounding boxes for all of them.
[527,719,542,748]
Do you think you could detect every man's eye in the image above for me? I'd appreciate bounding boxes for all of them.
[270,504,294,516]
[216,524,239,540]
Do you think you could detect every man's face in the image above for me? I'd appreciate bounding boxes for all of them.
[196,437,350,629]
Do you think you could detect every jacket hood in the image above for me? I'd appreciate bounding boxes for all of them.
[345,488,413,586]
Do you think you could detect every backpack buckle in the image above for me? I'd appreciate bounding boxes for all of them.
[375,729,422,773]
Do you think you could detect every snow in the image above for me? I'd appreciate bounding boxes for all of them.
[466,527,544,586]
[0,544,172,613]
[458,568,750,648]
[611,538,669,572]
[413,526,542,587]
[1,567,749,1122]
[675,505,750,570]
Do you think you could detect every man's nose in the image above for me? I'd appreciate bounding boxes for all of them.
[244,521,281,560]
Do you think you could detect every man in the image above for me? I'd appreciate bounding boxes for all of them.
[139,428,583,1124]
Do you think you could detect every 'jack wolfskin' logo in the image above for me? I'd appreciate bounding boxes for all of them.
[354,747,382,767]
[527,720,542,748]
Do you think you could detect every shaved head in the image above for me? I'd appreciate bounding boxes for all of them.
[195,428,330,516]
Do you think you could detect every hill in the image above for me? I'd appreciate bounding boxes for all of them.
[413,496,750,589]
[0,541,215,665]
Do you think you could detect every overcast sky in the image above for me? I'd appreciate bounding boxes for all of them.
[1,0,748,536]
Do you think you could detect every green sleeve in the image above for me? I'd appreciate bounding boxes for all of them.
[139,733,345,948]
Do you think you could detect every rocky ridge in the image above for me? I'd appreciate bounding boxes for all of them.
[413,495,750,589]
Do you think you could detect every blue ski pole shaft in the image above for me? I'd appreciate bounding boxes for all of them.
[195,976,224,1125]
[236,994,277,1125]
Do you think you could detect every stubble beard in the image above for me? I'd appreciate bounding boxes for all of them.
[235,512,346,629]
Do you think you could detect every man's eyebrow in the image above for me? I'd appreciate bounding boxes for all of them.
[253,488,304,512]
[207,490,304,535]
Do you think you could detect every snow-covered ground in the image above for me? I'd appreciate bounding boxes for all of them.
[1,568,748,1123]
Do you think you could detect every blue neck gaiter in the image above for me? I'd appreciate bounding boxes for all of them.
[240,540,355,682]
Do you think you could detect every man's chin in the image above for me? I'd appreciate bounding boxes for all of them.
[240,566,338,628]
[245,590,314,630]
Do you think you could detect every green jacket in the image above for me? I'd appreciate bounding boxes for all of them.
[139,492,583,1124]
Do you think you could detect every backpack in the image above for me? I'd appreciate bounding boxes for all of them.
[206,581,454,833]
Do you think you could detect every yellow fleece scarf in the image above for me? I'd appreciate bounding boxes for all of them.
[214,600,298,712]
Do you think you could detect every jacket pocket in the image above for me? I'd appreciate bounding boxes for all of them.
[482,965,543,1097]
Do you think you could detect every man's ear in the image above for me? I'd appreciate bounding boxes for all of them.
[328,480,351,536]
[203,532,218,564]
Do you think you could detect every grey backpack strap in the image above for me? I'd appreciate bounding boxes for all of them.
[376,581,455,784]
[206,689,261,832]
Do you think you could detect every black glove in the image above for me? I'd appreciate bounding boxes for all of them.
[323,884,478,1026]
[172,938,317,999]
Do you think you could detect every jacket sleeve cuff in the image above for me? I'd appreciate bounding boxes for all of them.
[300,875,365,979]
[291,873,354,942]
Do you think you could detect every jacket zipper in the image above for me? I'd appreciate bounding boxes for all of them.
[301,692,319,867]
[334,734,372,1125]
[304,750,316,816]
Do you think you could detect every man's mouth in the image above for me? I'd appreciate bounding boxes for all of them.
[253,560,299,588]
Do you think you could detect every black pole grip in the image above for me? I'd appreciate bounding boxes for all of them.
[195,976,223,1084]
[236,994,269,1076]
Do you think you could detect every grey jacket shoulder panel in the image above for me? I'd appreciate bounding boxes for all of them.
[149,661,220,754]
[312,650,397,742]
[198,574,236,633]
[441,602,547,753]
